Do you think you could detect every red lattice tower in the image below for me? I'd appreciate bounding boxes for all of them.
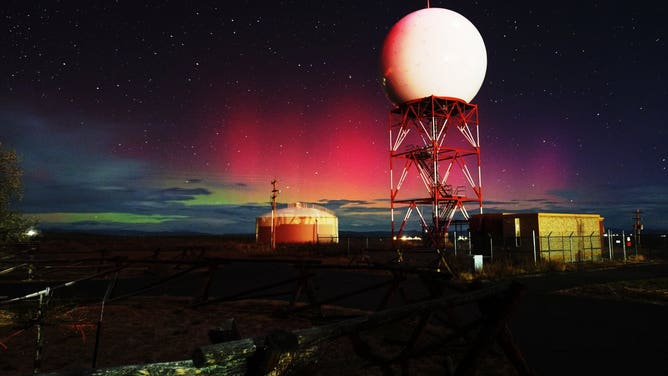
[389,96,482,248]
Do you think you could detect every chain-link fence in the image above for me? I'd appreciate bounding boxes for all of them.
[463,230,667,265]
[318,232,666,260]
[601,231,668,261]
[459,231,601,264]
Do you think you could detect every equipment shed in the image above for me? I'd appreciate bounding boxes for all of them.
[469,213,605,262]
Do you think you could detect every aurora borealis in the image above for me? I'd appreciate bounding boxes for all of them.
[2,1,666,234]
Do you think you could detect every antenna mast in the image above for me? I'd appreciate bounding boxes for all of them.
[271,179,280,250]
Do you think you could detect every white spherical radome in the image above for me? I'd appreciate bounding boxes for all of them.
[380,7,487,104]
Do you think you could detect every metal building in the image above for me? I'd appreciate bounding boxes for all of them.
[469,213,605,262]
[256,202,339,245]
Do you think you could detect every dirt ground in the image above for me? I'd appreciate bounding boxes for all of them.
[1,234,512,375]
[2,234,666,375]
[1,298,325,375]
[0,296,518,376]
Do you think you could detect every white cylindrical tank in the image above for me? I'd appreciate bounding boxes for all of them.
[256,202,339,244]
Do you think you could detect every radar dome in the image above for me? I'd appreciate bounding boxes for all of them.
[380,7,487,104]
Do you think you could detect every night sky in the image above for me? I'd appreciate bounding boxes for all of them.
[2,1,666,234]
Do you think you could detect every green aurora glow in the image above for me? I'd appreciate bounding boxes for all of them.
[36,212,187,224]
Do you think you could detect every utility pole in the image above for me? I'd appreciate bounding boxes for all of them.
[271,179,280,250]
[633,209,642,251]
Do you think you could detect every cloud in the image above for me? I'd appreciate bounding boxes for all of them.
[6,108,666,235]
[314,198,390,232]
[484,184,668,230]
[0,109,147,185]
[151,187,212,202]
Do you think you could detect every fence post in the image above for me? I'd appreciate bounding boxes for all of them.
[532,230,537,265]
[28,254,35,280]
[489,234,493,262]
[546,232,552,262]
[92,273,119,369]
[34,288,51,374]
[608,229,613,260]
[569,232,574,263]
[98,248,106,273]
[622,230,627,262]
[589,232,595,262]
[468,232,472,255]
[561,233,565,261]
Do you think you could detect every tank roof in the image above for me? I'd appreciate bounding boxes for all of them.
[258,202,337,218]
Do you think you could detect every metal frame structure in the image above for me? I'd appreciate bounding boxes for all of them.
[390,96,482,248]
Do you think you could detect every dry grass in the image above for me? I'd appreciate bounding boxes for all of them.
[554,277,668,305]
[626,254,647,262]
[448,251,663,283]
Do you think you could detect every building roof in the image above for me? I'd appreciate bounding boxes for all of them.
[472,212,603,219]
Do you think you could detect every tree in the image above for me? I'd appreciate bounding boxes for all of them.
[0,143,33,243]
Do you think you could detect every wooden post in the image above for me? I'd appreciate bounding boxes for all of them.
[497,323,535,376]
[192,337,257,370]
[92,273,118,369]
[376,270,407,311]
[194,330,315,376]
[33,288,51,374]
[246,330,299,375]
[454,282,527,376]
[208,319,241,344]
[70,359,213,375]
[289,266,318,311]
[194,264,218,304]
